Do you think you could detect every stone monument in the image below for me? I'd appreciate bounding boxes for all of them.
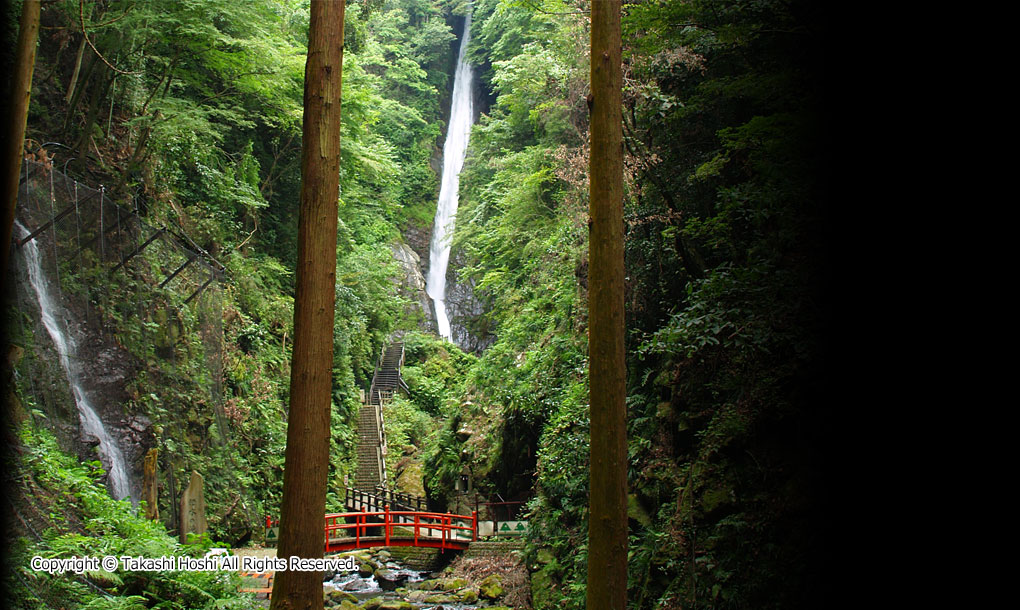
[179,470,208,543]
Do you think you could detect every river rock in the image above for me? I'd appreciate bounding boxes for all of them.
[441,577,469,591]
[357,560,375,577]
[323,591,360,610]
[375,568,408,591]
[479,573,505,599]
[324,590,358,606]
[458,587,480,603]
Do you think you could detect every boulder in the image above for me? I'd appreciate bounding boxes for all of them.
[479,573,505,599]
[361,598,384,610]
[441,577,469,591]
[458,587,480,603]
[375,568,408,591]
[324,590,359,606]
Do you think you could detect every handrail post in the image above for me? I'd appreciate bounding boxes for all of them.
[384,504,391,546]
[359,507,367,546]
[472,510,477,541]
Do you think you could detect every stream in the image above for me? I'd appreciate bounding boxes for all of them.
[240,547,509,609]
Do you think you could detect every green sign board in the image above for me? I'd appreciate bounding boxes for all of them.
[497,521,528,536]
[265,527,279,544]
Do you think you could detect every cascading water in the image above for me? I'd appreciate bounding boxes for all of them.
[16,221,132,503]
[427,8,475,341]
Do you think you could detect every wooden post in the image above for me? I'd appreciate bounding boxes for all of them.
[384,504,390,546]
[472,510,477,541]
[142,448,159,520]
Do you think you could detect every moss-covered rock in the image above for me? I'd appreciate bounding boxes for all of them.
[478,573,505,599]
[357,559,375,576]
[361,597,384,610]
[441,577,469,591]
[324,589,359,607]
[531,564,558,610]
[458,587,480,603]
[415,577,442,590]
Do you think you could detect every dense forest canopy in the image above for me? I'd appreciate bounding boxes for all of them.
[2,0,831,608]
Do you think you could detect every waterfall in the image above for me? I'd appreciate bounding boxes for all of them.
[427,9,475,340]
[16,221,133,503]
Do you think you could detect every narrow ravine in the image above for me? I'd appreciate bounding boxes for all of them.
[426,9,475,341]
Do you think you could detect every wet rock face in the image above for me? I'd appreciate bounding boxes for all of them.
[397,226,493,352]
[390,242,434,330]
[402,223,432,267]
[445,251,494,354]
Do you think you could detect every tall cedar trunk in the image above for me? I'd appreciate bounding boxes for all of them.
[269,1,345,609]
[587,1,627,609]
[1,0,41,291]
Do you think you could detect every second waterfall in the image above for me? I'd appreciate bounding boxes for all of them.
[427,9,474,341]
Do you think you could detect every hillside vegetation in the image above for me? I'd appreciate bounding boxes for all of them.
[3,1,828,608]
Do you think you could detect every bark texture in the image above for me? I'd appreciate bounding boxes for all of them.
[587,1,627,609]
[1,0,41,290]
[269,1,345,608]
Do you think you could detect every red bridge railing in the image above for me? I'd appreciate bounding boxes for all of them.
[322,505,477,553]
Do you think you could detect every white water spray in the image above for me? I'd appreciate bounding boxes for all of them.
[427,9,475,340]
[16,222,132,502]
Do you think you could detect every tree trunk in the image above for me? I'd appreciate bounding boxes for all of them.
[1,0,41,291]
[269,1,345,608]
[587,1,627,609]
[65,37,87,104]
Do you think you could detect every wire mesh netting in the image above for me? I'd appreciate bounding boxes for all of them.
[15,158,223,307]
[11,156,229,455]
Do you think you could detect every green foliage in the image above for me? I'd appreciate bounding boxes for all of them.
[5,425,248,609]
[11,1,826,608]
[429,1,826,608]
[15,0,465,562]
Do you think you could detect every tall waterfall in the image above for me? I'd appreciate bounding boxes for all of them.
[427,9,475,340]
[16,222,132,503]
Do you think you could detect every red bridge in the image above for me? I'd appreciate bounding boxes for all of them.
[322,506,477,553]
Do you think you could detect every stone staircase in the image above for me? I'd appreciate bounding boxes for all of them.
[353,342,406,490]
[462,539,525,560]
[354,405,383,488]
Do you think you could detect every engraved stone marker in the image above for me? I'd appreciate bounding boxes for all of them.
[179,470,208,543]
